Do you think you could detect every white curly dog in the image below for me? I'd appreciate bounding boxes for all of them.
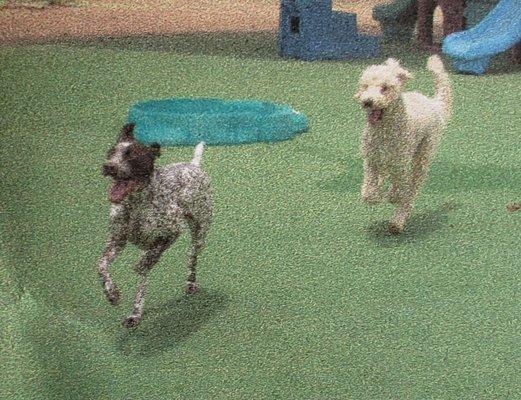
[355,55,453,234]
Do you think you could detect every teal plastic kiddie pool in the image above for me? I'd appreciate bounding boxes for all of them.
[128,98,309,146]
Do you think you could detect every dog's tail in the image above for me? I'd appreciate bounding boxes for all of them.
[427,55,453,121]
[192,142,205,167]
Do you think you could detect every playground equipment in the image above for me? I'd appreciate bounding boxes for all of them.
[463,0,500,27]
[128,98,309,146]
[374,0,499,48]
[373,0,520,74]
[442,0,521,74]
[373,0,466,48]
[417,0,465,49]
[279,0,380,61]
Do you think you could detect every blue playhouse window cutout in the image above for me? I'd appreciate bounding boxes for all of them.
[291,16,300,34]
[128,98,309,147]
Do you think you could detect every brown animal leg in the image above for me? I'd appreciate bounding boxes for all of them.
[417,0,437,48]
[440,0,466,38]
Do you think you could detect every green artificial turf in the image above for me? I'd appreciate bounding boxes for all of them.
[1,33,520,399]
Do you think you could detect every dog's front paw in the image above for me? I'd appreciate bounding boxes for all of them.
[388,221,405,235]
[122,316,141,328]
[185,282,200,295]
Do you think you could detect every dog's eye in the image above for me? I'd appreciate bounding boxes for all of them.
[381,85,389,94]
[124,147,132,157]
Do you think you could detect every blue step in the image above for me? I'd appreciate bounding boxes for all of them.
[279,0,380,60]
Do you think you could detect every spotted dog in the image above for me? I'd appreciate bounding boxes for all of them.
[98,123,213,327]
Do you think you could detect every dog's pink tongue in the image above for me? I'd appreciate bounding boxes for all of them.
[110,180,137,203]
[368,109,383,125]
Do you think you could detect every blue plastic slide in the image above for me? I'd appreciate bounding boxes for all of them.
[442,0,521,74]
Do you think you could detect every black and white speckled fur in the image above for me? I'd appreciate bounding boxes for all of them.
[98,124,212,328]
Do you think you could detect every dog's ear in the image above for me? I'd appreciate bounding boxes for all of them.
[385,58,413,84]
[385,58,401,68]
[396,68,413,84]
[150,143,161,158]
[119,123,135,141]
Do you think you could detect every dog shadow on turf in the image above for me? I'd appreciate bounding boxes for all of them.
[116,289,228,357]
[366,201,460,247]
[319,161,521,194]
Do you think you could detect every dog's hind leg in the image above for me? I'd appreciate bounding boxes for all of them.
[409,139,434,202]
[185,219,210,294]
[123,237,175,328]
[98,237,126,305]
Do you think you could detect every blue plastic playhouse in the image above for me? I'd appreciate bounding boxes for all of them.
[279,0,380,61]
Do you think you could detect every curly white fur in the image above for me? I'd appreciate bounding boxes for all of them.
[355,55,453,234]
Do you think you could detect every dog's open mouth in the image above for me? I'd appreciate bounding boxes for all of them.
[368,108,384,125]
[109,179,140,203]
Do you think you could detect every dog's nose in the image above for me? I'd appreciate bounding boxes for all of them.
[103,164,116,176]
[363,100,374,108]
